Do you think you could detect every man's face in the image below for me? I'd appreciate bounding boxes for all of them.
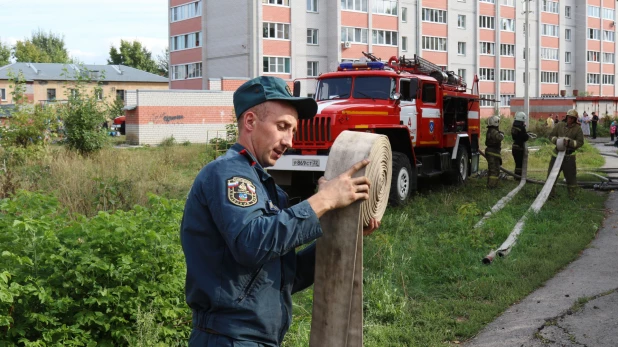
[567,116,576,125]
[250,102,298,168]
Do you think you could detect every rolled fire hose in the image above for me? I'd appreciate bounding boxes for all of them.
[310,131,392,347]
[483,138,568,263]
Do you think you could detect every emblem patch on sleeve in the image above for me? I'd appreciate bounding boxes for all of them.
[227,177,258,207]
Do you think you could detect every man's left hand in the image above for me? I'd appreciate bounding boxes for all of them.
[363,218,381,236]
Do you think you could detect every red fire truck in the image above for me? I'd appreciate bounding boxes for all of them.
[269,53,481,206]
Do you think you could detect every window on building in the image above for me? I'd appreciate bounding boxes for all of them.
[587,51,600,62]
[263,57,291,74]
[95,89,103,101]
[422,8,447,23]
[604,52,615,63]
[171,62,203,80]
[603,74,615,84]
[541,71,559,83]
[588,28,601,40]
[501,18,515,31]
[479,0,495,3]
[116,90,125,101]
[341,27,368,43]
[307,0,318,12]
[170,32,202,51]
[501,0,515,6]
[458,42,466,55]
[307,29,319,44]
[70,89,79,98]
[458,14,466,28]
[421,36,447,51]
[500,43,515,56]
[587,73,600,84]
[307,61,319,77]
[541,47,559,60]
[479,15,495,29]
[523,72,526,83]
[565,51,571,63]
[565,6,571,18]
[541,24,559,37]
[46,88,56,100]
[308,93,315,98]
[604,30,615,42]
[500,94,514,106]
[565,28,571,41]
[170,1,202,22]
[480,94,494,107]
[263,0,290,6]
[565,74,571,86]
[373,0,398,15]
[341,0,368,11]
[479,68,495,81]
[401,7,407,21]
[500,69,515,82]
[372,30,398,45]
[542,1,559,14]
[402,36,408,51]
[458,69,466,81]
[588,5,600,18]
[523,47,527,60]
[263,22,290,39]
[603,8,615,20]
[480,41,495,55]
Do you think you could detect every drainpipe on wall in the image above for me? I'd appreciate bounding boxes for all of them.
[600,0,604,97]
[416,0,421,56]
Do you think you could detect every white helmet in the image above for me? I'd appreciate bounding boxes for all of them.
[487,115,500,127]
[514,112,526,122]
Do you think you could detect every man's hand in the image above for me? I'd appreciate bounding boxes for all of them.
[307,159,372,218]
[363,218,381,236]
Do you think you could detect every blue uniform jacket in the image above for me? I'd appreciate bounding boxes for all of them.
[181,143,323,346]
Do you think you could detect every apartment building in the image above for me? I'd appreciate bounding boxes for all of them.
[169,0,618,117]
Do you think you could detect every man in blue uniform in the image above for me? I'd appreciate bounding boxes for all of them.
[181,76,379,346]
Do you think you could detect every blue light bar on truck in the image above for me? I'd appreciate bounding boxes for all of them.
[338,61,385,70]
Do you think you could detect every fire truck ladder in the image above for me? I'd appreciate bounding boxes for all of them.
[394,54,467,92]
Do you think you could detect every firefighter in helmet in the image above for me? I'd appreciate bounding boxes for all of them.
[511,112,530,177]
[547,109,584,199]
[485,115,504,188]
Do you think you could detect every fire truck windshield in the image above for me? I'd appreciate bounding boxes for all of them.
[316,76,395,101]
[316,77,352,101]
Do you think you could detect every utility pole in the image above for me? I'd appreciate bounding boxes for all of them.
[524,0,531,124]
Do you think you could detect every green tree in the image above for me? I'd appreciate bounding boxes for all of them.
[0,39,10,67]
[12,29,71,63]
[156,47,169,77]
[108,40,159,75]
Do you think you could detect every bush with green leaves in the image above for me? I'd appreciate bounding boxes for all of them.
[58,67,109,155]
[0,191,191,345]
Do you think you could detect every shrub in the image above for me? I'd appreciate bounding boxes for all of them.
[0,191,191,345]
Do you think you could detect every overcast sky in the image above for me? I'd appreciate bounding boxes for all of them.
[0,0,168,65]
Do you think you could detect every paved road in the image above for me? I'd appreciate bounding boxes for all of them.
[464,138,618,347]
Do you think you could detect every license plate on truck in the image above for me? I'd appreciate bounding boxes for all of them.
[293,159,320,167]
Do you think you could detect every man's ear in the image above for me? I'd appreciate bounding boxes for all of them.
[242,112,258,131]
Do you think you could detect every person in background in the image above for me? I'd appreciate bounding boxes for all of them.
[555,114,561,124]
[581,111,591,137]
[485,115,504,189]
[591,111,599,139]
[547,109,584,199]
[610,121,616,142]
[547,114,554,128]
[512,112,530,178]
[180,76,380,347]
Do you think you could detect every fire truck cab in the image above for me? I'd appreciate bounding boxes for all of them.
[268,53,481,206]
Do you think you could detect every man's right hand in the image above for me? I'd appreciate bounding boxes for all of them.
[307,159,372,218]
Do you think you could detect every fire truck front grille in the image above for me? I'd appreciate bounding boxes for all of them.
[294,116,332,147]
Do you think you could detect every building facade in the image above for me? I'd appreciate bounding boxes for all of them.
[169,0,618,117]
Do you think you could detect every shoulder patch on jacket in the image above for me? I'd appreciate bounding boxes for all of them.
[227,176,258,207]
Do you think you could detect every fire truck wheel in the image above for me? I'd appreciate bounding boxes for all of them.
[447,146,469,185]
[389,152,415,206]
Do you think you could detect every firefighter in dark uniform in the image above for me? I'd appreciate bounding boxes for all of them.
[511,112,530,177]
[485,115,504,188]
[548,108,584,199]
[180,76,380,347]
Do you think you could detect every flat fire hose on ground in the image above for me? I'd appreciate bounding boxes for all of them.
[483,138,568,264]
[474,143,529,229]
[310,131,392,347]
